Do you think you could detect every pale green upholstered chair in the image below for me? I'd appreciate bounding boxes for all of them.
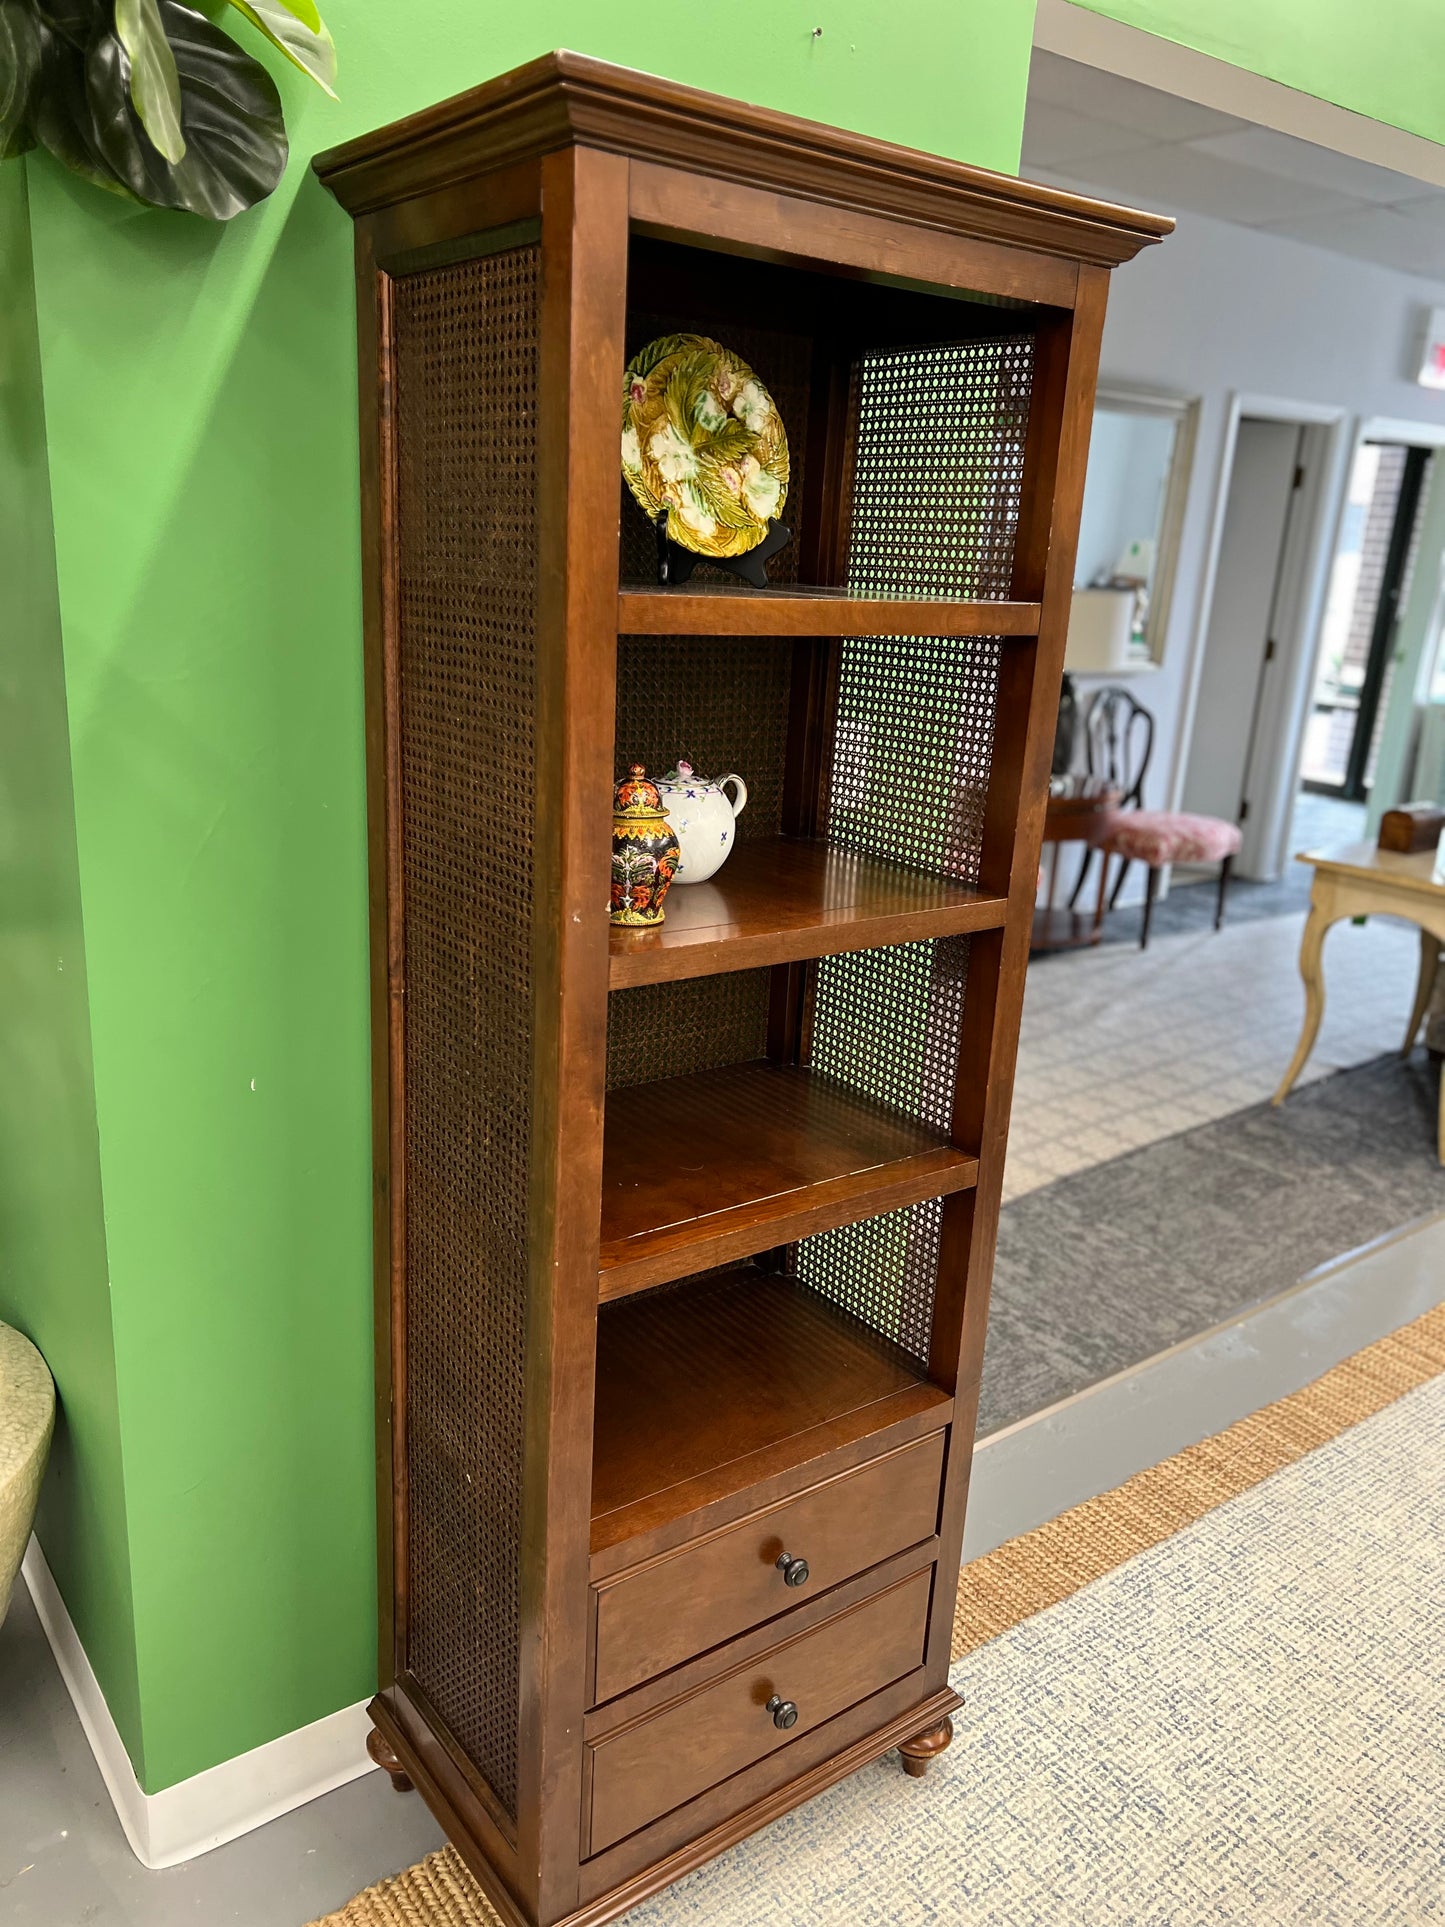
[1,1324,54,1621]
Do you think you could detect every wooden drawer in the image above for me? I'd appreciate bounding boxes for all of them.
[585,1564,932,1856]
[591,1429,944,1703]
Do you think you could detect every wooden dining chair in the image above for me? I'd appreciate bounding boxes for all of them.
[1067,685,1152,911]
[1069,685,1241,948]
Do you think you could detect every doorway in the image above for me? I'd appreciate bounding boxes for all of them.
[1181,417,1309,853]
[1300,439,1433,802]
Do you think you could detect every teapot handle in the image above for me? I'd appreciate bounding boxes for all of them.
[717,773,748,820]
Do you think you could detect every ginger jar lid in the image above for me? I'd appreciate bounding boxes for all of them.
[614,763,668,820]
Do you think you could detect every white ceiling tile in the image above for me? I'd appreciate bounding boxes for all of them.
[1186,127,1437,204]
[1260,206,1445,279]
[1026,44,1445,281]
[1027,49,1100,111]
[1021,100,1161,169]
[1026,50,1249,144]
[1064,144,1363,227]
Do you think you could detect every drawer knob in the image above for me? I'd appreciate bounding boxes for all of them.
[765,1695,799,1730]
[775,1551,810,1588]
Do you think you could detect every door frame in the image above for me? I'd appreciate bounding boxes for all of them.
[1169,393,1349,879]
[1089,379,1201,667]
[1365,453,1445,840]
[1259,413,1445,871]
[1338,442,1431,802]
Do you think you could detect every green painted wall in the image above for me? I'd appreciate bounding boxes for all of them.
[0,169,144,1765]
[17,0,1037,1793]
[1074,0,1445,146]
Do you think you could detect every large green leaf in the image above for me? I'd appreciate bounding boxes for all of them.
[14,0,317,218]
[84,0,286,215]
[224,0,334,96]
[0,1,42,156]
[260,0,319,30]
[25,5,134,195]
[115,0,184,161]
[38,0,103,48]
[29,0,284,216]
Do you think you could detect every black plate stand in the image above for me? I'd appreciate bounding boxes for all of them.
[654,514,792,589]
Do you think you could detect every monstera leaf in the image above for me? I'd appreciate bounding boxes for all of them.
[1,0,335,217]
[0,2,43,157]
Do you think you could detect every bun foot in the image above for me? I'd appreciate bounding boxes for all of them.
[367,1725,414,1792]
[899,1715,954,1778]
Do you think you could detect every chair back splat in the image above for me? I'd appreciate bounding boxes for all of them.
[1083,685,1153,809]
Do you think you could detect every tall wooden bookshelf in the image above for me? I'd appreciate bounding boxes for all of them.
[316,56,1168,1927]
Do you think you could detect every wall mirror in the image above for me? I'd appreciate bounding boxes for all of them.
[1072,385,1199,669]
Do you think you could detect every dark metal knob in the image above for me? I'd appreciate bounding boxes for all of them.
[766,1695,798,1730]
[776,1550,809,1588]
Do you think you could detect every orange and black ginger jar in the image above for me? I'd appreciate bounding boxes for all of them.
[611,764,680,926]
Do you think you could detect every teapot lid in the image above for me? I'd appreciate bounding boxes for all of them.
[660,760,701,786]
[614,763,667,819]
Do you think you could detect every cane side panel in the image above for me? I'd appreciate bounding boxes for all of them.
[846,335,1033,602]
[791,332,1032,1358]
[391,242,540,1819]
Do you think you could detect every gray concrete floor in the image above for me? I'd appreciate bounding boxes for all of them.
[0,1590,444,1925]
[6,1207,1443,1927]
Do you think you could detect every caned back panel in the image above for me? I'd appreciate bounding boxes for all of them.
[792,332,1034,1361]
[607,969,772,1092]
[607,629,791,1091]
[391,242,539,1818]
[614,635,791,843]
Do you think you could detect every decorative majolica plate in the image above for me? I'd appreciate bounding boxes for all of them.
[621,334,790,558]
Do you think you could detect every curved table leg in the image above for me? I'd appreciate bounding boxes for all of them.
[1403,928,1441,1056]
[1272,902,1337,1107]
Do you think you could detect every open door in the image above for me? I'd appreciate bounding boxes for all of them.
[1181,417,1306,862]
[1300,441,1433,803]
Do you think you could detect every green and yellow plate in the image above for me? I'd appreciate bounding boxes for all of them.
[621,333,790,559]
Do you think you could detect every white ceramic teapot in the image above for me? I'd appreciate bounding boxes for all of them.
[655,762,748,883]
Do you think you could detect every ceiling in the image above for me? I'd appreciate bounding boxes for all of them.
[1024,51,1445,281]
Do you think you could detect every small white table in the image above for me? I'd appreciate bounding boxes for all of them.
[1272,840,1445,1164]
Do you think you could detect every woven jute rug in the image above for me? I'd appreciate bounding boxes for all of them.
[312,1297,1445,1927]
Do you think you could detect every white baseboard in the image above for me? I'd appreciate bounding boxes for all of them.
[21,1537,377,1869]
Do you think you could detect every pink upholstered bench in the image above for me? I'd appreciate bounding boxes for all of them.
[1095,810,1242,949]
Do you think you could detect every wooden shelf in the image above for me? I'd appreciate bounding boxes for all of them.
[600,1061,978,1299]
[618,583,1042,638]
[610,839,1008,988]
[591,1267,952,1553]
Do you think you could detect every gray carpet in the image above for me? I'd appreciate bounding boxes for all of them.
[978,1051,1445,1436]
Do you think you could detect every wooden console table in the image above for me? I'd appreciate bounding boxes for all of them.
[1272,840,1445,1163]
[1031,775,1121,953]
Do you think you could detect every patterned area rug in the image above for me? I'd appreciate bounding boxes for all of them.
[310,1302,1445,1927]
[981,1050,1445,1435]
[1007,907,1420,1201]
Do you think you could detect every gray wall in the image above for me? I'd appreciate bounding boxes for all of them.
[1048,177,1445,888]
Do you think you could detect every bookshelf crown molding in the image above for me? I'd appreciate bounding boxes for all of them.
[313,49,1173,268]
